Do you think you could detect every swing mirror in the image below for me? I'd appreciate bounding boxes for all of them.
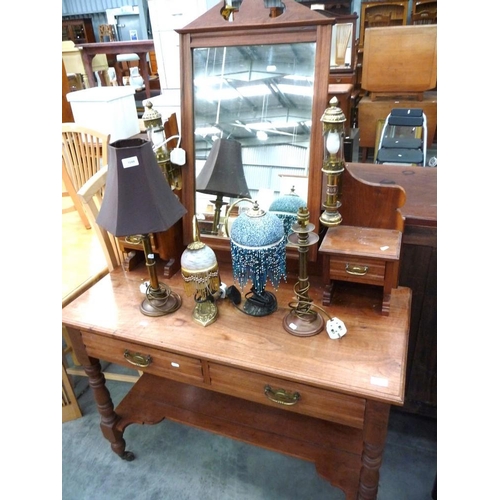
[176,0,337,261]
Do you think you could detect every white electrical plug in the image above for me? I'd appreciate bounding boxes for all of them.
[139,281,150,294]
[326,317,347,340]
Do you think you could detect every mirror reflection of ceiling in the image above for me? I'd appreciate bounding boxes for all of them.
[193,42,315,156]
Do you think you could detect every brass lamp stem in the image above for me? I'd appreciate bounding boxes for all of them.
[283,207,324,336]
[211,194,227,235]
[139,233,182,317]
[142,234,159,290]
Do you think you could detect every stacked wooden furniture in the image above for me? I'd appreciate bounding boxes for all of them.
[357,23,437,160]
[358,0,409,50]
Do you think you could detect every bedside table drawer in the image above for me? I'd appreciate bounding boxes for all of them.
[328,256,386,286]
[209,363,365,428]
[81,331,205,385]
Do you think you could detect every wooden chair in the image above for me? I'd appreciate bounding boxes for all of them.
[366,13,392,28]
[411,10,437,25]
[62,123,110,230]
[62,166,141,422]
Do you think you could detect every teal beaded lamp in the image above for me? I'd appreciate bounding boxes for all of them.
[269,187,307,236]
[227,199,287,316]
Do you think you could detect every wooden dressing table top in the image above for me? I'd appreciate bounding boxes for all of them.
[62,262,410,405]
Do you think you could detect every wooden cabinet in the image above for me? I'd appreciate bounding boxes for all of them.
[411,0,437,24]
[359,0,409,49]
[62,18,96,45]
[319,226,402,316]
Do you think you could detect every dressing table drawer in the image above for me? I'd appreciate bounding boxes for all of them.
[81,332,205,385]
[208,363,366,428]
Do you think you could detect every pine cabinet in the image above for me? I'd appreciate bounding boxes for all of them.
[359,0,409,49]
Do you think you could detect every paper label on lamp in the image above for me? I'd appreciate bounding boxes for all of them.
[121,156,140,168]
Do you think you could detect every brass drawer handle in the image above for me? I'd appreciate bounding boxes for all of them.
[345,263,368,276]
[123,349,152,368]
[264,385,300,406]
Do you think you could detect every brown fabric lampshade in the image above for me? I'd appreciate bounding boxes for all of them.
[97,138,186,237]
[196,138,250,198]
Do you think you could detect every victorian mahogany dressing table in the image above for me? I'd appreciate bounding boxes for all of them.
[63,262,410,500]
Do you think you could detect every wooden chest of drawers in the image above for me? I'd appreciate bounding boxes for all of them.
[319,225,402,315]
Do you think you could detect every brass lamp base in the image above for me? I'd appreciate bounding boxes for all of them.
[282,309,325,337]
[140,288,182,317]
[193,300,218,327]
[319,210,342,227]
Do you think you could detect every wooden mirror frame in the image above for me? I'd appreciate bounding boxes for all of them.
[176,0,336,261]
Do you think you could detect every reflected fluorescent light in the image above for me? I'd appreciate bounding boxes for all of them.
[266,64,277,72]
[195,126,222,137]
[256,130,268,141]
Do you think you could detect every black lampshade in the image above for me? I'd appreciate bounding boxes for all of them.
[97,138,186,237]
[196,138,250,198]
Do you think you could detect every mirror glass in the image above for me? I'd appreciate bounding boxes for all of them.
[192,42,316,235]
[330,22,354,70]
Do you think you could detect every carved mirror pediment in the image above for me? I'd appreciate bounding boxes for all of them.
[176,0,337,261]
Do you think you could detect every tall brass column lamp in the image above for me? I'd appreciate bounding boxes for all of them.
[283,206,324,336]
[97,138,187,317]
[319,97,346,227]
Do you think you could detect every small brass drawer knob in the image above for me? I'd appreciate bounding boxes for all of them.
[264,385,300,406]
[123,349,152,368]
[345,263,368,276]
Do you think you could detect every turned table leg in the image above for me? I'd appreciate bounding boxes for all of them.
[65,327,134,461]
[83,360,135,461]
[358,400,391,499]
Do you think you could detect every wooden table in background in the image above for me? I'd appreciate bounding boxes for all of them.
[78,40,155,98]
[63,262,411,499]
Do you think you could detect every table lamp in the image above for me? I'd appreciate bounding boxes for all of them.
[269,186,307,236]
[181,217,222,326]
[283,206,324,336]
[142,101,185,191]
[97,137,187,317]
[196,138,250,235]
[226,199,287,316]
[319,97,346,227]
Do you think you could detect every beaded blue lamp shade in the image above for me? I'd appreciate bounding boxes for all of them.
[269,188,307,236]
[229,201,287,295]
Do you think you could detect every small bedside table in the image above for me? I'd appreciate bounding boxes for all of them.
[319,225,402,315]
